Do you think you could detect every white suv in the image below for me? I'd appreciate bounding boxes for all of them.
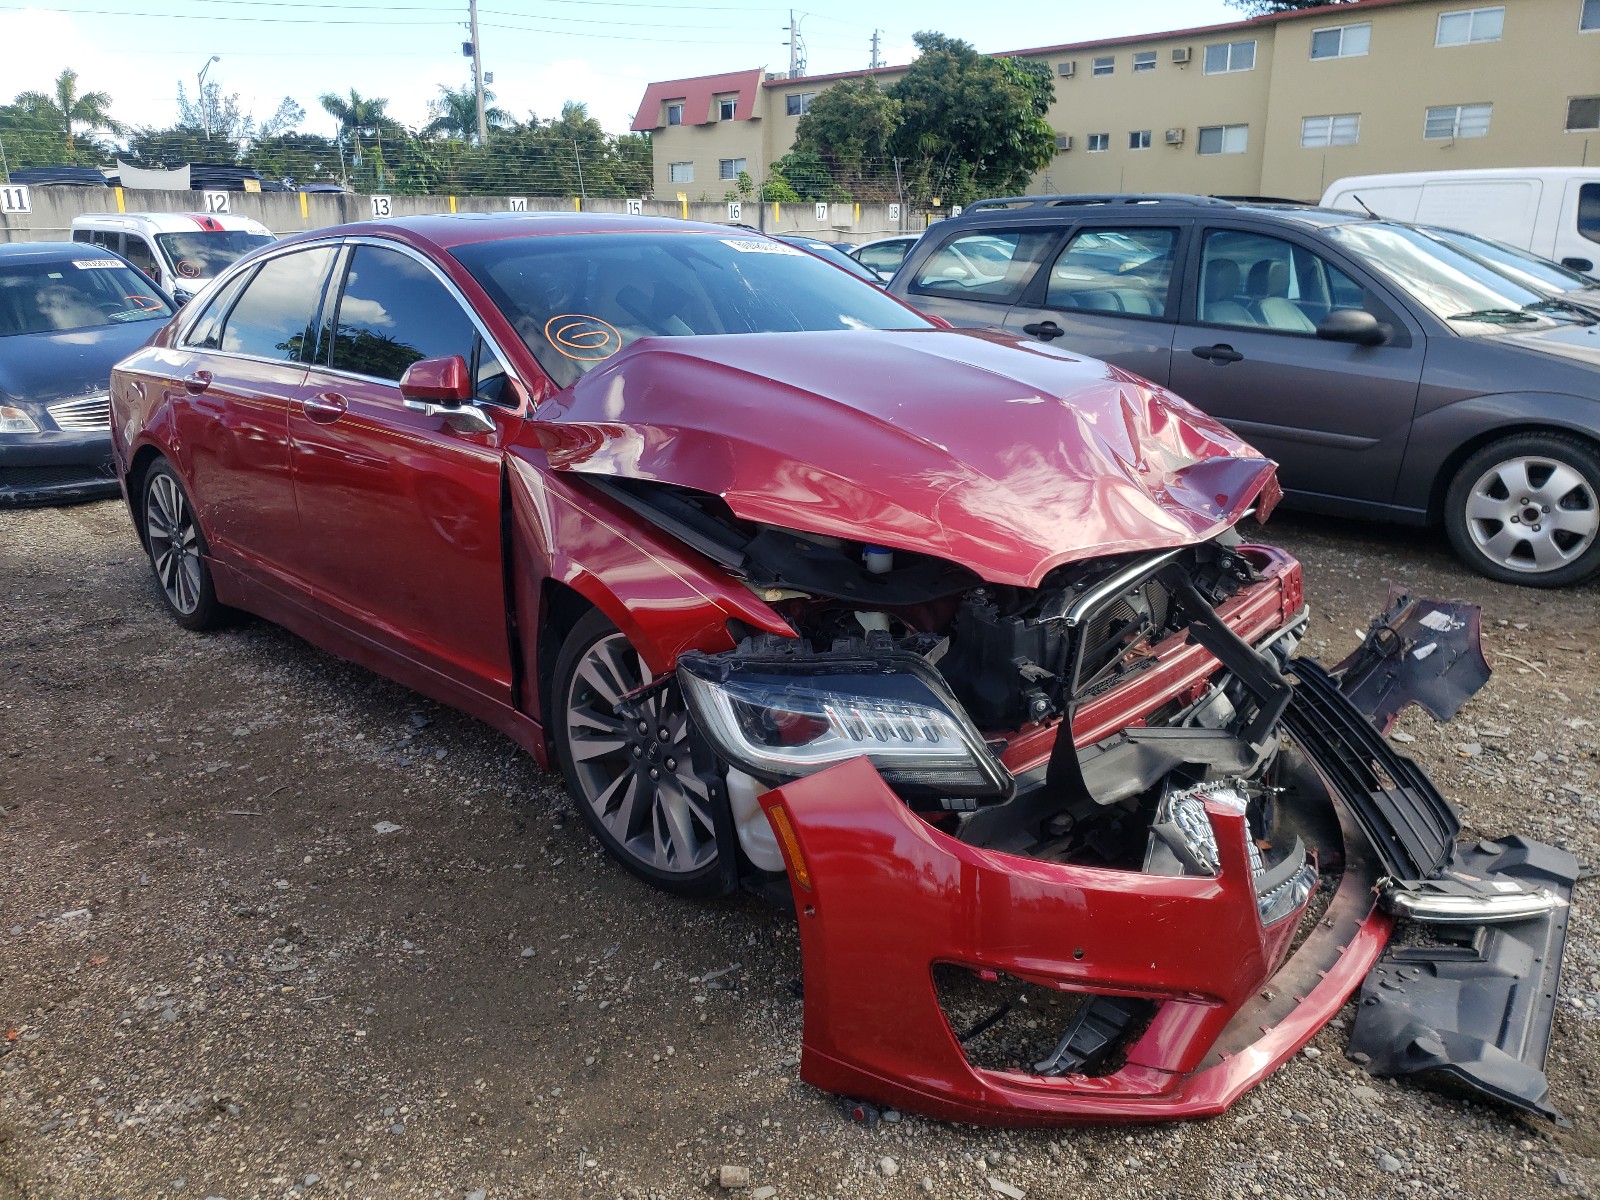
[71,212,275,305]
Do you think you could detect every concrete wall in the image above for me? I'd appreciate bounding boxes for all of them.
[0,187,926,246]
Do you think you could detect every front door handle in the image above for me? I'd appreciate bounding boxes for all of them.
[1022,321,1065,341]
[182,370,212,394]
[302,392,347,424]
[1191,343,1244,364]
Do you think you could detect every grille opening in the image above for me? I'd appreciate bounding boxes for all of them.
[932,965,1155,1077]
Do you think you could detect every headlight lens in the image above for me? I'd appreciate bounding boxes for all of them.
[0,405,40,434]
[677,649,1012,801]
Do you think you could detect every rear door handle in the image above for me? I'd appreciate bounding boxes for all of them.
[301,392,347,424]
[1191,343,1244,364]
[182,370,212,394]
[1022,321,1065,341]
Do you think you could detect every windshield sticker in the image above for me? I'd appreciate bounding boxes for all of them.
[72,259,122,269]
[720,238,804,256]
[544,313,623,361]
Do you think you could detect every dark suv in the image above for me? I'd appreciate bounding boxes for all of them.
[889,194,1600,588]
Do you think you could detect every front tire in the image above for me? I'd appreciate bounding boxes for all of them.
[551,609,724,897]
[141,460,230,630]
[1444,433,1600,588]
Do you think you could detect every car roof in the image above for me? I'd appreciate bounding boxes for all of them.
[271,210,765,254]
[936,193,1370,235]
[71,211,272,234]
[0,240,133,263]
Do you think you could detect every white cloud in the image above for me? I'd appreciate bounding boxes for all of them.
[0,9,177,130]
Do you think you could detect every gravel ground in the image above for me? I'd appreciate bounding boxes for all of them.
[1,499,1597,1200]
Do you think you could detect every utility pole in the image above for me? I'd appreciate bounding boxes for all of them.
[785,10,806,78]
[572,139,587,200]
[469,0,489,145]
[870,29,882,69]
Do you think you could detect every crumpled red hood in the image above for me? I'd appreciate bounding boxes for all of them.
[533,328,1279,588]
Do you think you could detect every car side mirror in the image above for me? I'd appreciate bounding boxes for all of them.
[399,355,473,405]
[1316,309,1389,346]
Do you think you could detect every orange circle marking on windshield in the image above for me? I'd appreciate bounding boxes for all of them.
[545,314,622,361]
[174,259,202,279]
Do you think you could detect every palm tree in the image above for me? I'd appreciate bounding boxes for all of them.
[422,84,508,143]
[318,89,394,168]
[13,69,124,155]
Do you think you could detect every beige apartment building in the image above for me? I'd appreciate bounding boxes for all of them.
[631,0,1600,203]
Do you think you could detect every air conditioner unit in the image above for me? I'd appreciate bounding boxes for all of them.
[1057,60,1076,78]
[1171,46,1191,64]
[1056,134,1073,151]
[1165,127,1186,145]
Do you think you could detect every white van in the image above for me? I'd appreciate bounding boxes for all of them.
[1320,168,1600,276]
[70,211,276,305]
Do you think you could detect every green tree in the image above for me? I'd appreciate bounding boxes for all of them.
[792,77,901,199]
[1226,0,1357,12]
[10,70,123,159]
[423,84,509,143]
[319,89,399,184]
[764,149,833,201]
[886,32,1056,207]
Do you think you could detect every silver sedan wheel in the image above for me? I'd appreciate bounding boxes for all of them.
[1462,455,1600,574]
[145,472,203,614]
[563,631,717,875]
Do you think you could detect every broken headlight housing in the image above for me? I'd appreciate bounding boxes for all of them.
[677,648,1013,802]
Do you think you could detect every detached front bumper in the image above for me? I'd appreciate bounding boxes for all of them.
[0,432,118,507]
[759,662,1577,1125]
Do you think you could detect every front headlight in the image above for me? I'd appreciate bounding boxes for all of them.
[0,406,40,434]
[677,648,1013,803]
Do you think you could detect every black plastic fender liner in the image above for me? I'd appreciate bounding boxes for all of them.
[1332,595,1491,733]
[1282,659,1461,882]
[1347,837,1582,1124]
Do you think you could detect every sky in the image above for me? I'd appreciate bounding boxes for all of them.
[0,0,1246,139]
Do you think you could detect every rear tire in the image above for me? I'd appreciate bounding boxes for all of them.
[141,459,230,630]
[551,609,725,897]
[1444,433,1600,588]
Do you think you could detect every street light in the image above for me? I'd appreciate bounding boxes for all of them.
[198,55,220,141]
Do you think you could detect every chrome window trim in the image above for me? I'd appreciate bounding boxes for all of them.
[176,233,529,414]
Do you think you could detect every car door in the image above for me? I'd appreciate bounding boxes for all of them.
[898,226,1062,329]
[167,245,338,590]
[120,233,164,291]
[1003,222,1186,386]
[290,239,518,703]
[1166,223,1425,511]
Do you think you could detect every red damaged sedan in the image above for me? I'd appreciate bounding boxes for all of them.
[110,213,1578,1126]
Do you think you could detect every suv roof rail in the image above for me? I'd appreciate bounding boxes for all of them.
[963,193,1236,213]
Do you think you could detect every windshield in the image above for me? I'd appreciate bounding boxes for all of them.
[0,259,174,337]
[155,231,275,281]
[1324,222,1592,334]
[451,230,930,389]
[1419,226,1596,295]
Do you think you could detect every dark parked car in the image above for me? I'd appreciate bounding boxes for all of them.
[774,234,885,285]
[890,195,1600,587]
[0,241,173,506]
[110,213,1572,1126]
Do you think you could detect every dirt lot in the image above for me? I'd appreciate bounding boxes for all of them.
[1,499,1597,1200]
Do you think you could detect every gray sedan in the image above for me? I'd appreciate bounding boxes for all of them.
[890,197,1600,587]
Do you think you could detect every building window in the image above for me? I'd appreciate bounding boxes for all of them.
[1055,132,1071,151]
[718,97,737,120]
[1129,129,1151,149]
[1436,6,1504,46]
[1583,0,1600,30]
[785,92,815,116]
[1424,102,1492,139]
[1301,114,1360,146]
[1091,56,1114,76]
[666,102,684,126]
[1203,39,1256,74]
[1310,22,1371,58]
[1567,96,1600,131]
[1132,51,1156,72]
[669,161,693,183]
[1087,132,1110,152]
[718,157,747,180]
[1197,124,1249,154]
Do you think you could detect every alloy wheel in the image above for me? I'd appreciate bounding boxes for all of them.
[145,472,204,614]
[562,631,717,875]
[1462,455,1599,575]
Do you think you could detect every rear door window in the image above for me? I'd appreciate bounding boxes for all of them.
[219,247,336,362]
[326,244,476,382]
[1044,227,1179,318]
[909,228,1057,304]
[182,270,254,350]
